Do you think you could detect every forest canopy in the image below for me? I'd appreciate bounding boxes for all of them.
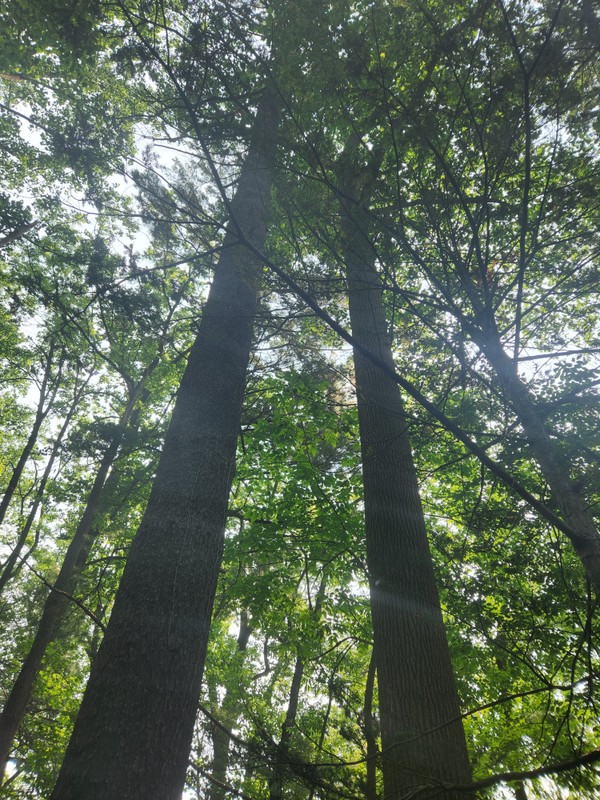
[0,1,599,798]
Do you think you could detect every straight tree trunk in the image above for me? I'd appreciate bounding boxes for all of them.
[268,652,304,800]
[207,610,252,800]
[362,648,378,800]
[341,193,472,799]
[50,85,279,800]
[0,387,141,777]
[269,576,326,800]
[208,713,235,800]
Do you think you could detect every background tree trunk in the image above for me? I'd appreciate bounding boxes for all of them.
[268,578,325,800]
[207,610,252,800]
[268,652,304,800]
[0,386,140,777]
[0,343,58,528]
[0,376,86,598]
[480,332,600,593]
[362,648,378,800]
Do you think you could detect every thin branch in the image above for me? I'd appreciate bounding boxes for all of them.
[0,221,40,248]
[187,761,257,800]
[27,565,107,632]
[463,747,600,794]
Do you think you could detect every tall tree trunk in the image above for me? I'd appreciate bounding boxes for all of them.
[341,195,472,799]
[49,85,279,800]
[479,331,600,594]
[515,783,528,800]
[0,388,140,777]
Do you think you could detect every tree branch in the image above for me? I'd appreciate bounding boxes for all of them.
[28,565,106,632]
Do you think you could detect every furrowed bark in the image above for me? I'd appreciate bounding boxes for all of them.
[341,192,472,799]
[50,85,279,800]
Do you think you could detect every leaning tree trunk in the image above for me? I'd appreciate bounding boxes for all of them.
[0,385,141,778]
[50,86,279,800]
[341,191,472,799]
[0,375,86,598]
[0,343,58,528]
[478,331,600,595]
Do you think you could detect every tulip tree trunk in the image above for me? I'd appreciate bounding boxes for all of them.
[342,201,472,799]
[49,86,278,800]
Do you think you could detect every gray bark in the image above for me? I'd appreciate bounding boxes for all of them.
[342,195,472,799]
[49,85,279,800]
